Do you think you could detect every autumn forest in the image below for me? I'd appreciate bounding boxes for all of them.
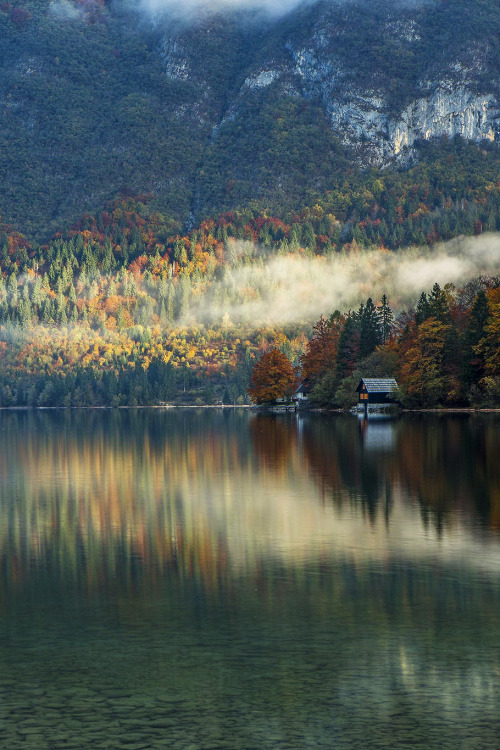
[0,156,499,409]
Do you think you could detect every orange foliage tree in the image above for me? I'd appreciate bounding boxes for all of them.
[248,348,298,404]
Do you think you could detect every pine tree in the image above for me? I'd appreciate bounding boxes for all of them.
[159,300,168,326]
[462,290,490,388]
[335,313,360,381]
[175,276,191,320]
[8,272,18,301]
[378,294,395,343]
[428,283,450,323]
[289,224,302,250]
[301,222,316,250]
[359,297,382,360]
[415,292,430,325]
[166,281,175,322]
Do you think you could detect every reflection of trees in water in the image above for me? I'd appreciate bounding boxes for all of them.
[249,414,299,470]
[300,415,395,523]
[0,409,255,593]
[395,415,500,533]
[0,409,326,594]
[299,413,500,534]
[1,410,500,596]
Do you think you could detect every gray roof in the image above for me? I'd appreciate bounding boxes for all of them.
[294,381,311,393]
[359,378,398,393]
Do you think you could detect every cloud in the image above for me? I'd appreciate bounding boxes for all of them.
[185,233,500,327]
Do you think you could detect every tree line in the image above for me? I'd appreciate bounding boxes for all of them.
[249,278,500,408]
[0,193,499,409]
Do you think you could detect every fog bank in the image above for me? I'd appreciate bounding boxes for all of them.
[139,0,311,19]
[187,233,500,327]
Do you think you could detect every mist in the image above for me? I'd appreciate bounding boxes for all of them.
[139,0,312,19]
[186,233,500,327]
[48,0,437,24]
[136,0,433,21]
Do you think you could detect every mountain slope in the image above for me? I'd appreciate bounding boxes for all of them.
[0,0,499,239]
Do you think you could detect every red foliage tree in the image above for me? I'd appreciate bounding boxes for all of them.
[248,348,298,404]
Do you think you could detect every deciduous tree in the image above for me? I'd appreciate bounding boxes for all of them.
[248,348,297,404]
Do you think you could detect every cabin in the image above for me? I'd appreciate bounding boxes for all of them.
[293,380,311,404]
[356,378,398,405]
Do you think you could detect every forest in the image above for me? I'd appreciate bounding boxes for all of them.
[294,278,500,409]
[0,163,499,408]
[1,1,499,411]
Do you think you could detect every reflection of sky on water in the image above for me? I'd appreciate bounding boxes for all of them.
[358,415,397,452]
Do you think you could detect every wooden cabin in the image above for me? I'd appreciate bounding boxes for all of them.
[356,378,398,405]
[293,380,311,403]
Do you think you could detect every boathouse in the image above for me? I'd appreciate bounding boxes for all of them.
[356,378,398,405]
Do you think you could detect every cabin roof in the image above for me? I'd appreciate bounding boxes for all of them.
[356,378,398,393]
[294,380,312,394]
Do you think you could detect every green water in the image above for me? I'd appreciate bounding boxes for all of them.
[0,409,500,749]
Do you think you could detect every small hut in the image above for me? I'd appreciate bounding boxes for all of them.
[293,379,311,404]
[356,378,398,405]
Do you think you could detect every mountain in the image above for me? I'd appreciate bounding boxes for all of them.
[0,0,499,239]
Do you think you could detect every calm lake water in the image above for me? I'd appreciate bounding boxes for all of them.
[1,409,500,749]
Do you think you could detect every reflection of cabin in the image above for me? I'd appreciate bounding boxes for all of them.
[359,415,396,451]
[356,378,398,405]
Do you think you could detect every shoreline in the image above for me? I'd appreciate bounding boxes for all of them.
[0,404,499,413]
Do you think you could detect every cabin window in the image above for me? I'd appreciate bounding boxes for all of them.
[360,393,368,400]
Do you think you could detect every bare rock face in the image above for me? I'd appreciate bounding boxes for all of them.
[287,42,499,163]
[388,87,498,157]
[161,39,191,82]
[1,0,498,235]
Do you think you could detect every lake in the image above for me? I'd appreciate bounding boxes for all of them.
[0,409,500,749]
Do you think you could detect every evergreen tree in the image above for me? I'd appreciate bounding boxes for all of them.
[335,312,360,381]
[359,298,382,360]
[378,294,395,343]
[175,276,191,320]
[8,272,18,301]
[301,222,316,250]
[428,283,450,323]
[462,290,490,389]
[289,224,302,250]
[415,292,430,325]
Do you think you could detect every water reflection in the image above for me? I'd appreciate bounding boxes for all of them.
[1,410,500,749]
[0,409,499,595]
[301,412,500,534]
[358,414,397,452]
